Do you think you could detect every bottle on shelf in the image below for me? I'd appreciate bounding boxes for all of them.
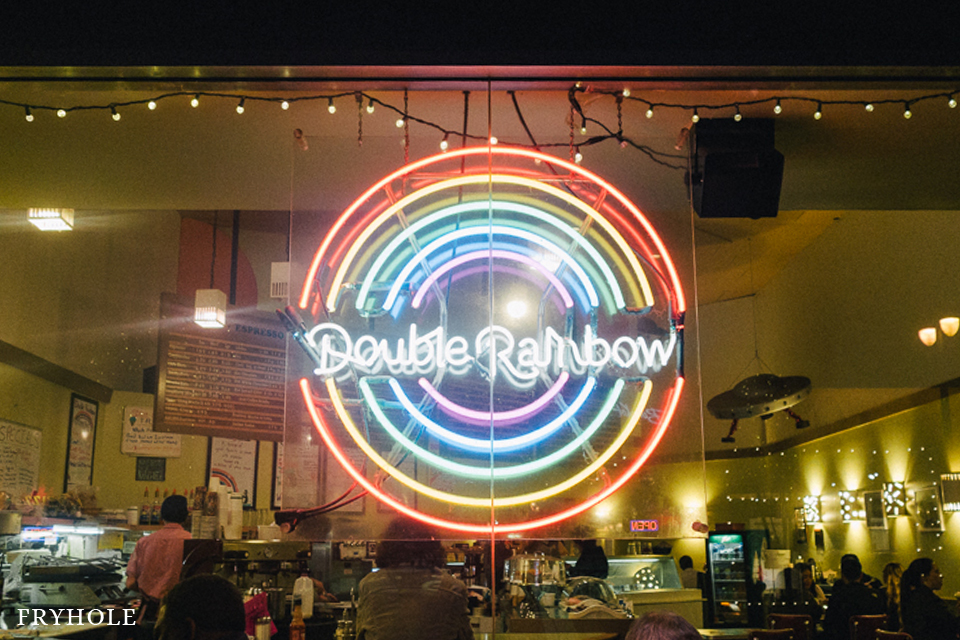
[293,573,314,619]
[139,488,151,525]
[151,487,161,525]
[289,596,306,640]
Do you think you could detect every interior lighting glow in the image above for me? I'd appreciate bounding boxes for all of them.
[57,109,66,118]
[865,103,874,112]
[814,103,823,120]
[773,100,782,115]
[919,327,938,346]
[148,100,157,110]
[506,299,527,318]
[191,95,200,108]
[395,118,405,128]
[645,107,654,118]
[328,98,336,114]
[950,96,958,109]
[883,482,905,516]
[24,107,33,122]
[111,106,121,121]
[281,101,290,110]
[692,108,700,123]
[194,288,227,328]
[903,103,912,119]
[940,317,959,337]
[236,98,245,114]
[366,99,375,113]
[28,208,74,231]
[803,495,822,523]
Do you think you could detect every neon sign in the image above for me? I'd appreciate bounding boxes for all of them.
[295,146,685,533]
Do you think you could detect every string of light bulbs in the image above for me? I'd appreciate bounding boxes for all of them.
[3,84,958,168]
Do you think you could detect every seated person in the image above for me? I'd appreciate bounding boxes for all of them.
[821,555,884,640]
[155,574,246,640]
[356,516,473,640]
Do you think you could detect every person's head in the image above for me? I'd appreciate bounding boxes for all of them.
[156,574,245,640]
[679,556,693,570]
[840,554,863,583]
[883,562,902,586]
[625,610,702,640]
[375,516,445,569]
[160,494,189,524]
[794,561,813,589]
[902,558,942,592]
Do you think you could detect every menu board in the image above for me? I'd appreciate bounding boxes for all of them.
[0,420,42,498]
[155,293,286,441]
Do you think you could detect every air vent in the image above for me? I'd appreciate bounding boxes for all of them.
[270,262,290,300]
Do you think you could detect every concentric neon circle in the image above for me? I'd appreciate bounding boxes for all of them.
[297,146,685,534]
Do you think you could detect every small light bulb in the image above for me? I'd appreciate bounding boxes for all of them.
[440,138,449,151]
[489,136,498,145]
[619,139,628,148]
[903,103,912,119]
[580,125,587,134]
[111,107,121,121]
[622,88,630,97]
[814,103,823,120]
[148,100,157,110]
[236,98,245,114]
[645,107,654,118]
[773,99,782,115]
[366,99,375,114]
[327,99,336,114]
[396,118,405,128]
[691,108,699,123]
[865,103,874,112]
[574,151,583,164]
[734,107,742,122]
[190,95,200,108]
[281,101,290,110]
[24,107,33,122]
[57,109,66,118]
[949,96,958,109]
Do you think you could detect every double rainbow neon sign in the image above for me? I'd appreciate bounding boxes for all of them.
[296,146,685,533]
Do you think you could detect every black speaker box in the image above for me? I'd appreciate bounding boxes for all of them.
[689,119,784,219]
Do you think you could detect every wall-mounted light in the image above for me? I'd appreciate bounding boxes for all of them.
[883,481,905,516]
[803,495,822,524]
[28,208,74,231]
[940,473,960,512]
[919,317,959,346]
[839,491,865,522]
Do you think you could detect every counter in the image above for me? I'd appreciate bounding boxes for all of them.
[619,588,704,627]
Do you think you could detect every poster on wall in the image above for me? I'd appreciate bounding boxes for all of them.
[208,437,258,508]
[0,419,42,498]
[121,406,181,457]
[65,394,98,492]
[272,441,320,509]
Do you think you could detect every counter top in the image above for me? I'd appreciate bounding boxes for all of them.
[477,634,617,640]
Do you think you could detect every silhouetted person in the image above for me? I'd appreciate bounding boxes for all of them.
[900,557,960,640]
[821,555,883,640]
[155,574,246,640]
[570,539,608,580]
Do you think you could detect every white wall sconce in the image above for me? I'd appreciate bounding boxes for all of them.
[803,495,822,523]
[883,481,905,516]
[919,317,959,346]
[28,208,74,231]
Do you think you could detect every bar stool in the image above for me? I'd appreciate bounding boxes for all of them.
[768,613,813,640]
[850,614,887,640]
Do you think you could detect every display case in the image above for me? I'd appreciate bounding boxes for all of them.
[605,556,703,627]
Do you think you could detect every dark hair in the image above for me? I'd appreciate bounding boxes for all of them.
[374,517,445,569]
[157,574,245,640]
[161,495,189,524]
[679,555,693,570]
[625,610,702,640]
[841,555,863,581]
[901,558,934,593]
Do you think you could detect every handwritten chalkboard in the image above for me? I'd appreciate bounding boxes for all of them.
[136,457,166,482]
[0,419,42,498]
[208,437,258,508]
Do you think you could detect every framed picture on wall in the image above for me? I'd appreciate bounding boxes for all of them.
[863,490,887,529]
[64,394,98,492]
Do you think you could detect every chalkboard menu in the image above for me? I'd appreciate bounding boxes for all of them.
[0,420,42,498]
[155,293,286,441]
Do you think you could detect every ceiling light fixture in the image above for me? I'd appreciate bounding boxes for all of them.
[195,212,227,328]
[28,208,74,231]
[918,317,959,346]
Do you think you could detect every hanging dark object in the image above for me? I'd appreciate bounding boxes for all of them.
[708,373,812,442]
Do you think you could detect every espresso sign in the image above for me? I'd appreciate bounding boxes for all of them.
[292,147,685,533]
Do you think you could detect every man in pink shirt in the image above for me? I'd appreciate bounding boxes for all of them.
[126,495,192,634]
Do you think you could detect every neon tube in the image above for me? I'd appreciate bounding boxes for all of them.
[325,172,653,312]
[411,250,574,309]
[357,199,628,312]
[384,376,595,453]
[383,225,600,311]
[302,376,680,533]
[418,372,569,426]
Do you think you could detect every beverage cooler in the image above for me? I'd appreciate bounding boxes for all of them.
[705,530,767,628]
